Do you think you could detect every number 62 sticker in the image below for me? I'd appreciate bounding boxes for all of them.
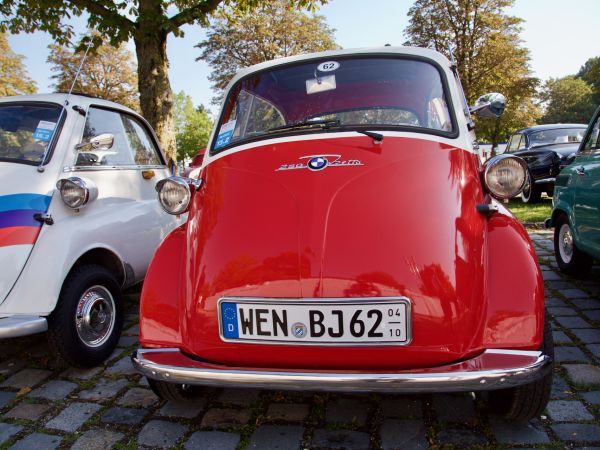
[317,61,340,72]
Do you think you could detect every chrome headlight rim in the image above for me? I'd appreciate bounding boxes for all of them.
[56,176,91,209]
[156,176,193,215]
[483,154,528,200]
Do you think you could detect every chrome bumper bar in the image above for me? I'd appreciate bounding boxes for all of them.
[132,348,551,393]
[0,316,47,339]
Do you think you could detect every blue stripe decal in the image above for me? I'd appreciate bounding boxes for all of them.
[0,194,52,214]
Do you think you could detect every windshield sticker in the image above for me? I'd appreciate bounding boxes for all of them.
[33,121,56,142]
[317,61,340,72]
[214,120,236,149]
[306,74,336,95]
[276,154,363,172]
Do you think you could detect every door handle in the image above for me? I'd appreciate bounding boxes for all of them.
[575,166,586,176]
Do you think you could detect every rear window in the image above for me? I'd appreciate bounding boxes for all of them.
[0,103,63,165]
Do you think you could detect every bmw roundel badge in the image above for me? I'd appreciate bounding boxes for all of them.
[307,156,328,171]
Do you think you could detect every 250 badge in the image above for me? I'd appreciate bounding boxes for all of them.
[276,154,363,172]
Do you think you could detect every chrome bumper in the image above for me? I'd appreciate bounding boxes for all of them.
[0,316,47,339]
[132,348,552,393]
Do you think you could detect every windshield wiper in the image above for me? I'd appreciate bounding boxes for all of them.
[266,119,341,133]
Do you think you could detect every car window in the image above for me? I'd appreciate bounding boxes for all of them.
[507,134,522,151]
[76,107,162,167]
[580,116,600,156]
[528,128,586,147]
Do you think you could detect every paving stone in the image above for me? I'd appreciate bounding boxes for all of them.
[491,419,550,444]
[4,402,51,420]
[72,430,123,450]
[564,364,600,385]
[137,420,188,448]
[78,378,129,401]
[0,423,22,444]
[572,328,600,344]
[546,297,567,307]
[555,346,590,363]
[0,392,16,409]
[247,425,304,449]
[105,356,138,375]
[549,307,577,316]
[116,388,158,408]
[587,344,600,358]
[184,431,240,450]
[548,281,576,291]
[326,398,368,425]
[562,289,590,299]
[572,299,600,310]
[9,432,61,450]
[547,400,594,421]
[117,335,138,348]
[123,324,139,336]
[159,399,206,418]
[582,391,600,405]
[45,402,101,432]
[0,360,25,377]
[552,423,600,442]
[554,331,574,344]
[61,366,103,380]
[217,388,260,406]
[0,369,52,389]
[266,403,309,422]
[437,428,487,446]
[101,406,148,425]
[583,310,600,322]
[311,429,370,450]
[29,380,77,401]
[552,374,575,399]
[381,419,427,450]
[433,394,476,421]
[543,271,562,281]
[554,316,591,329]
[381,397,422,418]
[201,408,252,428]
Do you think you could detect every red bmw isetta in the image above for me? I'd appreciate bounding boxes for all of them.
[133,47,553,420]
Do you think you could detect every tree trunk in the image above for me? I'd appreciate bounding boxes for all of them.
[134,0,177,168]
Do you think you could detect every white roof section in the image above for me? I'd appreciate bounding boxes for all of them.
[227,46,453,88]
[0,93,138,115]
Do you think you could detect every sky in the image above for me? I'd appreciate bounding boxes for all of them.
[6,0,600,115]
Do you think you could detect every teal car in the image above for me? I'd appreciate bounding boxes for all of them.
[547,106,600,275]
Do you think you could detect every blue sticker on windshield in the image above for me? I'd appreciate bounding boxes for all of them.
[32,121,56,142]
[214,120,236,149]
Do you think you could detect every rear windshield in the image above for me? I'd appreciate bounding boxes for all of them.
[528,128,586,147]
[0,103,63,165]
[212,57,455,153]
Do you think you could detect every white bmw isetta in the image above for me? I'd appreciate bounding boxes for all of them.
[0,93,180,366]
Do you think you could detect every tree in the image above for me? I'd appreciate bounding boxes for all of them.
[0,0,324,166]
[0,32,36,96]
[47,38,139,110]
[197,0,337,103]
[173,91,213,160]
[404,0,540,146]
[577,56,600,103]
[539,76,596,124]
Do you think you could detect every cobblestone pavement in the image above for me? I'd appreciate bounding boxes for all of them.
[0,229,599,449]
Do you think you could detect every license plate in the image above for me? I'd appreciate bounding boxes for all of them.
[218,297,411,345]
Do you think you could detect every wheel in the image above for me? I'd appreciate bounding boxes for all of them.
[554,214,593,276]
[47,264,123,367]
[521,172,541,203]
[147,378,205,402]
[487,316,553,420]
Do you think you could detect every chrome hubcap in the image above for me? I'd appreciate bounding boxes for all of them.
[558,223,574,264]
[75,285,115,347]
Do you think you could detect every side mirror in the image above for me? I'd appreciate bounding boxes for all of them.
[75,133,115,152]
[470,93,506,118]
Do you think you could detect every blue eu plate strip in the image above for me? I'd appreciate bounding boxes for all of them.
[221,302,239,339]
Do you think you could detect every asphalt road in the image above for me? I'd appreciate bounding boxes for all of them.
[0,229,598,449]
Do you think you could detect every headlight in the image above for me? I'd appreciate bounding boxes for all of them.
[482,155,527,199]
[155,176,193,215]
[56,177,94,209]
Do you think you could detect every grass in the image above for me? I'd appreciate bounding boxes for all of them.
[504,196,553,223]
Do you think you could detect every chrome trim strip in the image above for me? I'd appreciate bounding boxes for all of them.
[534,177,556,184]
[0,316,48,339]
[63,164,167,173]
[132,348,552,393]
[217,296,412,347]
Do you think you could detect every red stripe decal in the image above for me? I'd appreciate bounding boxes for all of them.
[0,226,40,247]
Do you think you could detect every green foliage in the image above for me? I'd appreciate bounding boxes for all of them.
[173,91,213,160]
[0,32,36,96]
[577,56,600,103]
[539,76,596,124]
[404,0,540,146]
[197,0,338,103]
